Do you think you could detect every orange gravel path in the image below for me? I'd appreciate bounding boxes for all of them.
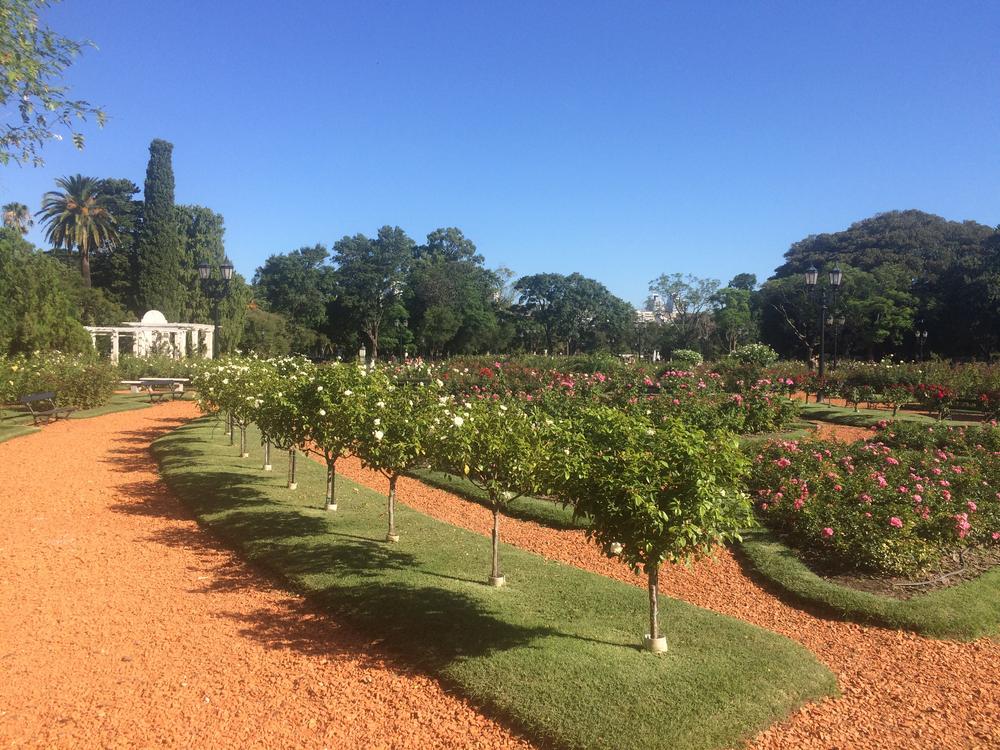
[807,421,874,443]
[330,455,1000,750]
[0,402,531,750]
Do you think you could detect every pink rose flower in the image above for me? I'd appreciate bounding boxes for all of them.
[889,517,903,528]
[821,527,834,538]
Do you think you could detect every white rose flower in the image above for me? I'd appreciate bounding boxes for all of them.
[453,416,464,427]
[317,385,323,391]
[319,409,326,416]
[376,401,385,408]
[374,418,381,426]
[343,389,353,396]
[374,430,384,440]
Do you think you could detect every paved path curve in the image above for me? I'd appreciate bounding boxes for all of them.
[0,402,531,749]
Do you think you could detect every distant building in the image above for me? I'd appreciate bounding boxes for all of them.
[635,293,675,324]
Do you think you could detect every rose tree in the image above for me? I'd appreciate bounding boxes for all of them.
[428,397,547,586]
[254,357,315,486]
[298,363,368,511]
[353,373,440,542]
[550,406,752,652]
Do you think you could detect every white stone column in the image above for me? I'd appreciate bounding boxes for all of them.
[90,331,98,349]
[111,331,120,363]
[204,329,215,359]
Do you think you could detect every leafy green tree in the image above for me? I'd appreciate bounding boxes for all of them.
[354,373,440,542]
[240,307,292,356]
[428,397,547,586]
[2,202,32,233]
[550,407,752,652]
[134,139,184,318]
[514,272,634,354]
[713,286,755,353]
[728,273,757,291]
[407,228,503,356]
[332,226,413,361]
[89,178,141,311]
[299,363,368,511]
[647,273,720,354]
[37,174,119,287]
[0,0,106,166]
[0,227,91,354]
[253,244,336,353]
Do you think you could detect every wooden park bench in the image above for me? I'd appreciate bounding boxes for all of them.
[139,378,188,403]
[19,392,75,426]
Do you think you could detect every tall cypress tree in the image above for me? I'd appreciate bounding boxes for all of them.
[135,139,184,319]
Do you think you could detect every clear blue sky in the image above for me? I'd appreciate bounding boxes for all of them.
[4,0,999,305]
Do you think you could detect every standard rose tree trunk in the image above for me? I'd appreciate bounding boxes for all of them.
[488,502,504,587]
[325,457,337,511]
[239,425,248,458]
[644,561,667,653]
[287,448,297,490]
[262,440,272,471]
[386,475,399,542]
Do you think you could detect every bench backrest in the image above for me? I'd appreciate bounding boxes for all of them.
[20,392,56,404]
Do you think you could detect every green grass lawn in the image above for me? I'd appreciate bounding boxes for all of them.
[737,529,1000,641]
[798,402,980,428]
[155,417,836,750]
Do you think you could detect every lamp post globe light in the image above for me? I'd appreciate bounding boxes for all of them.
[804,264,843,401]
[197,261,235,357]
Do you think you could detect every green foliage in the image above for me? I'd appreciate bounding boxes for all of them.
[648,273,721,354]
[1,351,115,408]
[37,174,119,287]
[332,226,413,360]
[748,435,1000,576]
[240,307,292,356]
[0,228,91,354]
[115,354,200,380]
[513,272,635,354]
[156,417,836,750]
[134,139,184,319]
[252,244,336,334]
[0,0,106,166]
[668,348,703,368]
[553,407,752,572]
[2,202,32,233]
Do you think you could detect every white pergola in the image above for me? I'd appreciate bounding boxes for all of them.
[85,310,216,362]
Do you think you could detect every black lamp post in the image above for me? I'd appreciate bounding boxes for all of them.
[804,264,843,401]
[197,261,234,358]
[917,328,929,361]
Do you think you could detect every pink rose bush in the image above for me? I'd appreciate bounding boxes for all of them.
[748,424,1000,576]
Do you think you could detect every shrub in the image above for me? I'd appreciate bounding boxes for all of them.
[1,352,116,409]
[668,349,703,368]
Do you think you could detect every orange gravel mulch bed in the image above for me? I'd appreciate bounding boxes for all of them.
[0,401,532,750]
[327,454,1000,750]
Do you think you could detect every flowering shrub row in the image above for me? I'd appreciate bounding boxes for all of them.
[748,427,1000,576]
[1,352,117,409]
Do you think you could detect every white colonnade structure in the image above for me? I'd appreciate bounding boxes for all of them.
[84,310,216,363]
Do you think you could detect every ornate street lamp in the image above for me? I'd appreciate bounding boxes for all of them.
[197,261,235,357]
[918,329,929,362]
[804,264,843,400]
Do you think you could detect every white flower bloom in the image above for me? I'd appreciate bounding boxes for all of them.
[435,378,444,387]
[343,389,353,396]
[646,428,656,436]
[376,401,385,408]
[374,418,381,426]
[453,416,464,427]
[374,430,384,440]
[317,385,323,391]
[319,409,326,416]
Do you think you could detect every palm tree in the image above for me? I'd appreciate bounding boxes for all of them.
[37,175,119,287]
[2,202,32,234]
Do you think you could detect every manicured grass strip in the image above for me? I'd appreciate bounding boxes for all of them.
[72,392,162,418]
[0,422,39,444]
[738,529,1000,641]
[155,418,836,750]
[798,403,980,429]
[408,467,588,530]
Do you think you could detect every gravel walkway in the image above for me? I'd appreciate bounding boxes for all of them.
[0,402,531,750]
[330,455,1000,750]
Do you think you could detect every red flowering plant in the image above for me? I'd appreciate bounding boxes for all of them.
[747,435,1000,576]
[910,383,955,420]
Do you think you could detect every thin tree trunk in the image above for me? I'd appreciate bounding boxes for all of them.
[239,425,247,457]
[325,457,337,510]
[81,249,92,288]
[262,440,271,470]
[225,412,232,437]
[648,562,660,641]
[491,505,502,579]
[288,448,297,489]
[386,475,398,540]
[228,413,234,445]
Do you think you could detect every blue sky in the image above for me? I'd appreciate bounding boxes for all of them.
[4,1,999,305]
